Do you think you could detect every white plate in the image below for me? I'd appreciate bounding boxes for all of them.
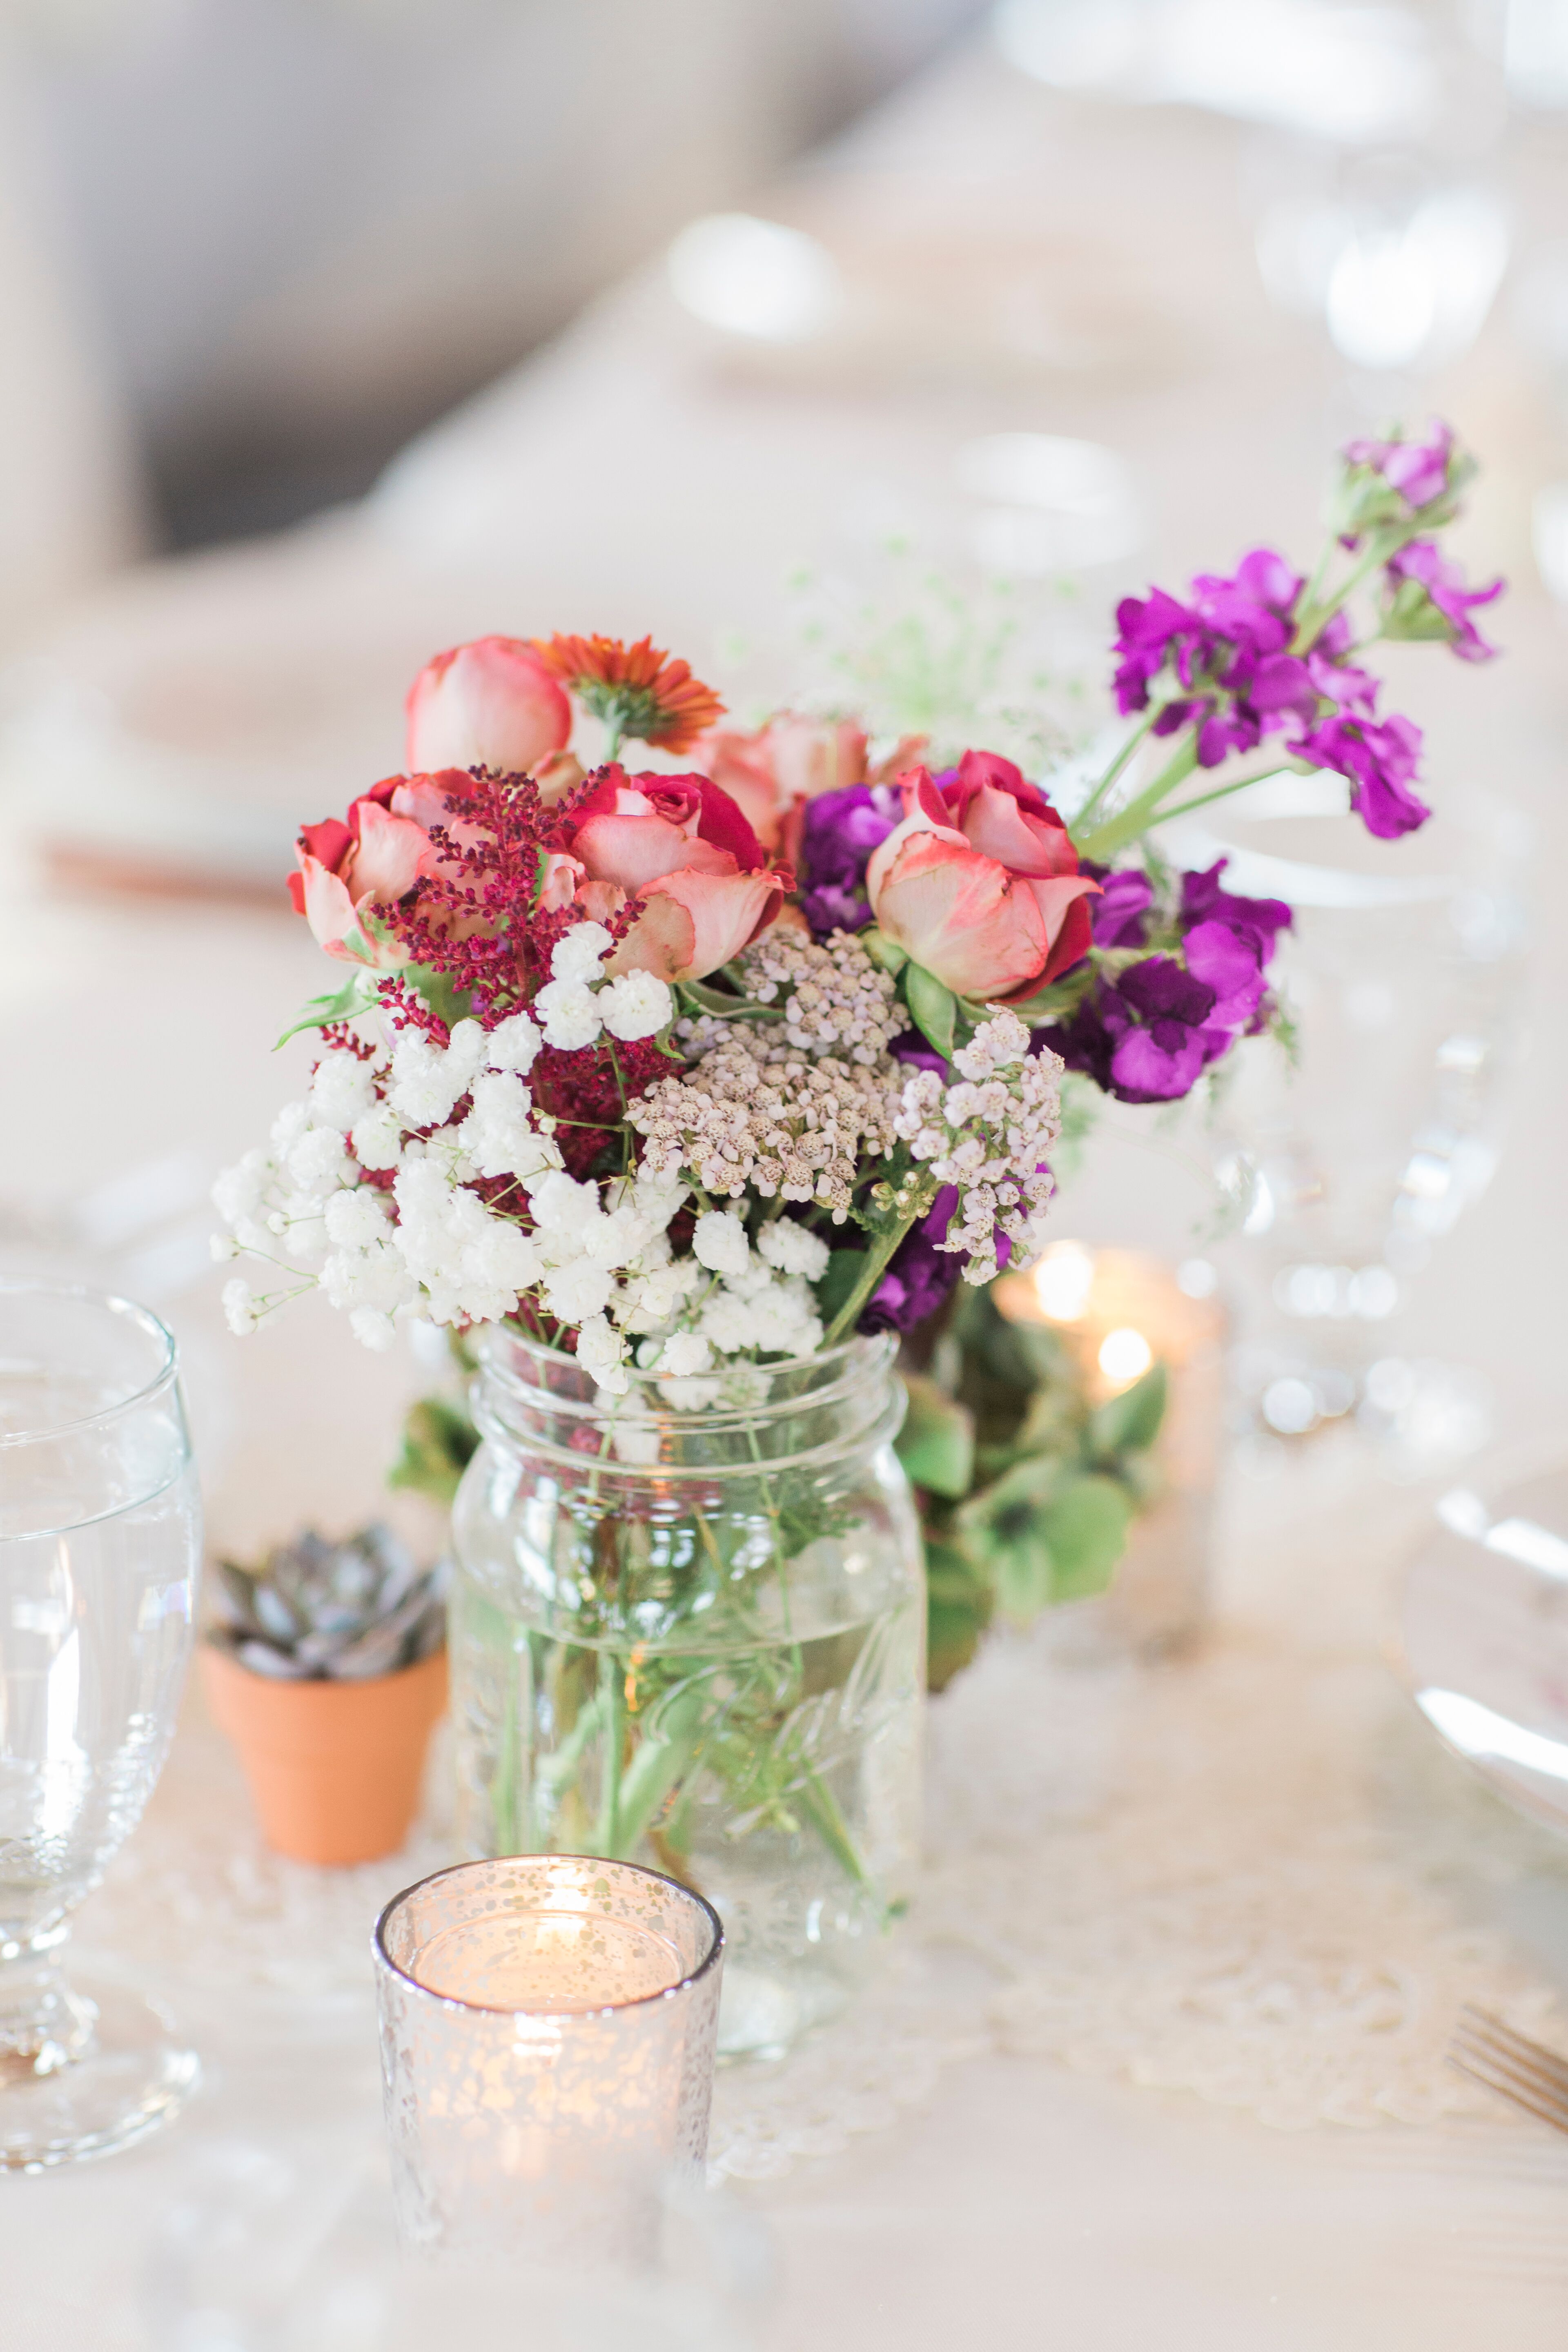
[1401,1464,1568,1837]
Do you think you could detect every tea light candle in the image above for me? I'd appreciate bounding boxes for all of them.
[995,1241,1227,1652]
[1001,1238,1223,1400]
[373,1856,723,2263]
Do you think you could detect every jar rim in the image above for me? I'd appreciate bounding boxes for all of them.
[468,1325,904,1475]
[477,1324,897,1419]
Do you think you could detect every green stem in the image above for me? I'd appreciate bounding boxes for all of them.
[797,1771,878,1902]
[824,1210,921,1347]
[1069,706,1159,840]
[595,1648,625,1857]
[1074,735,1200,864]
[1290,522,1413,654]
[1145,762,1296,829]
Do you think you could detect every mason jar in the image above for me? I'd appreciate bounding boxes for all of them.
[448,1331,924,2059]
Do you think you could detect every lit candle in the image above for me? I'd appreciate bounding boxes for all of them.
[374,1856,723,2262]
[995,1241,1227,1652]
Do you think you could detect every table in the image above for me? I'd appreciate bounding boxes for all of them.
[6,31,1568,2348]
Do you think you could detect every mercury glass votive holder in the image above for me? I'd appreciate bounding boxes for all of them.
[373,1856,724,2265]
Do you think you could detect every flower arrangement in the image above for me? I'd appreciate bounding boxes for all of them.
[214,421,1500,1383]
[209,420,1499,2025]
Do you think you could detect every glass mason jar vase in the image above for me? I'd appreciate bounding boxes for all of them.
[448,1332,924,2059]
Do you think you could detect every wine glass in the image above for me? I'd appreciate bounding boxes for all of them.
[0,1280,201,2168]
[1173,775,1528,1461]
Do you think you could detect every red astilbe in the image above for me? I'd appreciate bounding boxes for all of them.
[537,1033,673,1180]
[364,764,670,1182]
[380,770,554,1018]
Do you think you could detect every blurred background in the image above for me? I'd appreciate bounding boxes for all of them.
[3,0,1568,1546]
[0,0,991,585]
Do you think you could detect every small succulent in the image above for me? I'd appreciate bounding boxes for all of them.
[208,1523,447,1682]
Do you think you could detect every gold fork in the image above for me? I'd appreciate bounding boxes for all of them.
[1448,2004,1568,2134]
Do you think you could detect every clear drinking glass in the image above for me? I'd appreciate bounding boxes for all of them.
[447,1330,924,2060]
[0,1280,200,2168]
[374,1855,723,2265]
[1174,776,1528,1455]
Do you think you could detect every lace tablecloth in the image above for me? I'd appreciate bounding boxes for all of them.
[71,1465,1568,2197]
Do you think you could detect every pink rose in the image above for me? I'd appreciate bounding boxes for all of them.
[556,765,788,981]
[287,778,438,967]
[693,715,928,853]
[866,751,1099,1002]
[405,636,572,776]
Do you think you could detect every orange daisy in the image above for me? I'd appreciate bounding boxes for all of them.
[531,633,726,758]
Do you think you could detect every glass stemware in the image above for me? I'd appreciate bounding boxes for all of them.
[0,1280,201,2169]
[1175,776,1528,1459]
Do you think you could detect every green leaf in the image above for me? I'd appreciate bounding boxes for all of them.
[614,1683,708,1853]
[998,969,1093,1028]
[861,930,908,977]
[274,968,379,1048]
[675,981,784,1021]
[956,1453,1065,1621]
[924,1533,993,1693]
[404,963,474,1032]
[816,1247,869,1326]
[1085,1362,1168,1463]
[956,1459,1130,1623]
[1038,1474,1132,1603]
[895,1373,976,1500]
[904,962,958,1059]
[388,1396,480,1507]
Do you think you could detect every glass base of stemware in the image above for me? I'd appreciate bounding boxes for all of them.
[0,1978,199,2172]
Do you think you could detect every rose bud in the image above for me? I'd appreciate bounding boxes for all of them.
[287,779,438,967]
[556,766,786,981]
[405,636,572,775]
[866,751,1099,1001]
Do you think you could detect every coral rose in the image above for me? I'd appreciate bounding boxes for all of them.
[405,636,572,775]
[693,715,927,853]
[557,766,788,982]
[866,751,1098,1002]
[287,778,438,967]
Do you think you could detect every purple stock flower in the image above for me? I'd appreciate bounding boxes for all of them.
[1298,711,1428,839]
[797,782,902,935]
[1179,859,1292,958]
[1343,422,1454,514]
[1086,860,1155,948]
[1383,539,1503,664]
[860,1185,964,1334]
[1035,855,1287,1106]
[1111,548,1318,770]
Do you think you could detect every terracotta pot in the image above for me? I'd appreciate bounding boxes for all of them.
[201,1643,448,1867]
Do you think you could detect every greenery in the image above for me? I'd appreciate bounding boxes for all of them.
[896,1286,1167,1690]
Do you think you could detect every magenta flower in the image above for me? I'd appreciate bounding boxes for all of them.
[1111,548,1317,768]
[1299,711,1428,839]
[1179,860,1292,958]
[1383,539,1503,664]
[1087,861,1156,948]
[1035,856,1288,1106]
[1343,421,1455,514]
[796,782,902,933]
